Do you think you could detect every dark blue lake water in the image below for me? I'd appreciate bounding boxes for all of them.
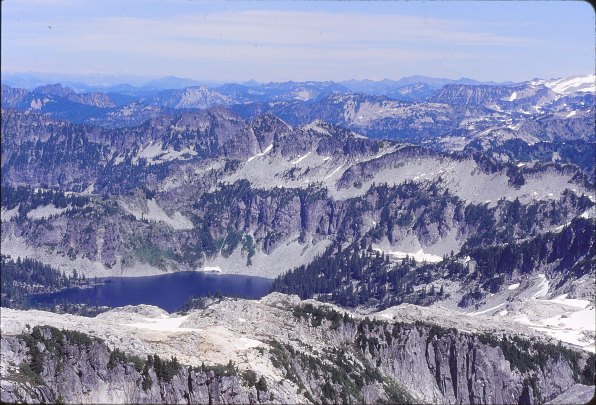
[28,272,273,313]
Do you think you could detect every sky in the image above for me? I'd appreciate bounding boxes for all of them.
[1,0,594,84]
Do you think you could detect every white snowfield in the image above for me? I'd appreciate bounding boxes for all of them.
[531,274,550,299]
[372,247,443,263]
[247,144,273,162]
[538,74,596,95]
[513,297,595,351]
[324,164,344,180]
[384,292,595,353]
[470,303,506,316]
[131,142,198,165]
[376,303,545,339]
[291,152,311,165]
[461,274,595,352]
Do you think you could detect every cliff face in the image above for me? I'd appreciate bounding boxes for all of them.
[2,296,593,404]
[368,327,579,404]
[305,318,590,405]
[1,329,277,404]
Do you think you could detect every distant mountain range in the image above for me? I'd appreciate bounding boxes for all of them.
[2,74,593,149]
[1,73,218,95]
[2,70,595,404]
[2,72,518,96]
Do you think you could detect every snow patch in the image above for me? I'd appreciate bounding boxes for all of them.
[470,303,506,316]
[324,164,344,180]
[1,207,19,222]
[514,301,595,351]
[531,274,549,299]
[198,266,222,273]
[549,295,591,309]
[247,144,273,162]
[82,183,95,195]
[113,155,125,165]
[373,248,442,263]
[291,152,311,165]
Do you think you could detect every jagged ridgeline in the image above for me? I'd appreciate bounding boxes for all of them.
[0,166,592,279]
[2,296,594,404]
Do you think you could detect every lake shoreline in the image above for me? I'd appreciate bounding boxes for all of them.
[27,272,274,313]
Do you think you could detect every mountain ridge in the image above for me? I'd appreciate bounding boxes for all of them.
[1,72,594,404]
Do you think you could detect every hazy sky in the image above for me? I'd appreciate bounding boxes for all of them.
[2,0,594,83]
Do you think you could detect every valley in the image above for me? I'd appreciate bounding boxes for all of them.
[1,73,594,404]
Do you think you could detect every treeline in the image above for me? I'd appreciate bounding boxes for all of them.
[1,185,92,226]
[478,332,595,386]
[1,185,89,211]
[0,254,93,309]
[271,242,449,309]
[464,217,595,289]
[272,216,595,310]
[18,325,250,396]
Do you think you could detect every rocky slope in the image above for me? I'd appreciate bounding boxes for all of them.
[1,100,593,292]
[1,294,594,404]
[1,149,591,280]
[1,74,594,405]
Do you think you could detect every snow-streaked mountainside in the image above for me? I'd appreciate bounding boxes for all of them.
[531,74,596,95]
[2,294,595,404]
[2,109,592,279]
[1,73,595,404]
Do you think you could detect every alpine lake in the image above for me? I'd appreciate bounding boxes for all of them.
[28,271,273,312]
